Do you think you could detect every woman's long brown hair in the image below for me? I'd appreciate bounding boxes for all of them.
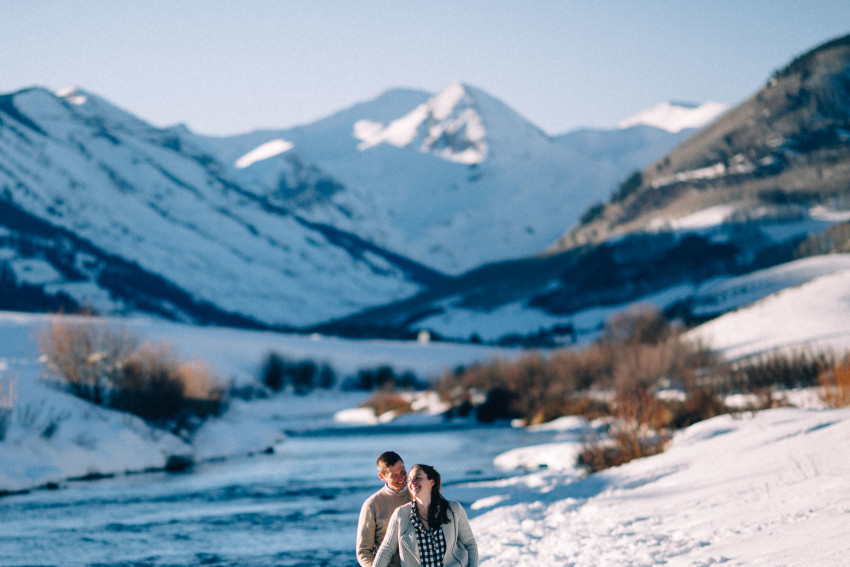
[412,464,451,527]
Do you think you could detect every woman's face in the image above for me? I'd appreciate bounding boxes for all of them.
[408,467,434,500]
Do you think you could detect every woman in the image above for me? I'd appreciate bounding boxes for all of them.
[373,464,479,567]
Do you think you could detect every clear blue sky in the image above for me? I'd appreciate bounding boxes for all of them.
[4,1,849,136]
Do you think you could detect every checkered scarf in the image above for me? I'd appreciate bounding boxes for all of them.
[410,504,446,567]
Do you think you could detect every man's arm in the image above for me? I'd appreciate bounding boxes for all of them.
[356,500,377,567]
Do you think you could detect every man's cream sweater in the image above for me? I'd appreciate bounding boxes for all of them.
[357,485,410,567]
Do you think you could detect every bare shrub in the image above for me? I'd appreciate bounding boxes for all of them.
[438,305,731,472]
[39,317,225,428]
[360,392,412,418]
[38,317,137,405]
[113,343,224,424]
[0,372,15,441]
[438,351,596,425]
[261,352,286,392]
[603,303,670,346]
[818,356,850,407]
[731,350,833,393]
[578,403,670,473]
[476,387,522,423]
[669,387,728,429]
[261,352,338,394]
[578,428,668,474]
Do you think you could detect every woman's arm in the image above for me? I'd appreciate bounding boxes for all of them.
[452,502,479,567]
[373,507,402,567]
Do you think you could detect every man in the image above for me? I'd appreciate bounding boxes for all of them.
[356,451,410,567]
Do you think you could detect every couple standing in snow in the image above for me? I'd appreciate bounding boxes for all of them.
[356,451,479,567]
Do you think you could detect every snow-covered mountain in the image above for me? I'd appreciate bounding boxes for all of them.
[0,79,710,330]
[328,34,850,344]
[201,81,696,274]
[0,87,442,328]
[617,100,729,133]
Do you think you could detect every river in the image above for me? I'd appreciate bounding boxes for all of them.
[0,422,560,566]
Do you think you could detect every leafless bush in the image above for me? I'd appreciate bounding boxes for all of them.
[818,355,850,407]
[360,392,412,418]
[668,387,728,429]
[0,372,15,441]
[731,350,833,393]
[579,427,668,474]
[38,317,137,405]
[260,352,337,394]
[578,361,674,472]
[112,342,224,424]
[38,317,225,428]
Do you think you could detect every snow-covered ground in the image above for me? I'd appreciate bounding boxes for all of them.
[690,266,850,360]
[472,406,850,566]
[418,253,850,347]
[0,311,521,493]
[2,252,850,564]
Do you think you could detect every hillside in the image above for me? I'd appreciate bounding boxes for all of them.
[328,34,850,344]
[0,81,693,329]
[556,33,850,251]
[201,82,696,274]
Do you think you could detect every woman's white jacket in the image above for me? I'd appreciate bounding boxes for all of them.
[373,501,479,567]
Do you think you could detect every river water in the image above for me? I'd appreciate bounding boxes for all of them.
[0,423,559,566]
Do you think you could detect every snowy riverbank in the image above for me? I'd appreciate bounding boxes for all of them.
[2,298,850,564]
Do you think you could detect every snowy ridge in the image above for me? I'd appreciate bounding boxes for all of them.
[618,100,729,133]
[690,265,850,360]
[221,82,689,274]
[411,253,850,348]
[234,138,293,168]
[354,81,489,163]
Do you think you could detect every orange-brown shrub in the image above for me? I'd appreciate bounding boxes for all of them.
[113,343,224,424]
[730,350,833,393]
[818,356,850,407]
[578,428,669,474]
[38,317,225,426]
[438,305,722,430]
[38,317,137,405]
[668,387,728,429]
[360,392,412,418]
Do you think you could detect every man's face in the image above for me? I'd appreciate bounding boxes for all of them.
[379,461,407,492]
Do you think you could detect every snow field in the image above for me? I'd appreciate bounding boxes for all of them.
[471,408,850,566]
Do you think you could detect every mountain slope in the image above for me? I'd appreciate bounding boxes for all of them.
[325,34,850,344]
[556,33,850,251]
[0,81,715,331]
[0,87,443,327]
[203,82,695,274]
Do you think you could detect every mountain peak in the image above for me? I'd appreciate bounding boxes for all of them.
[352,81,552,165]
[56,86,89,106]
[353,80,489,163]
[618,101,729,133]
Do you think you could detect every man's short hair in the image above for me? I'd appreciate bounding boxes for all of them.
[377,451,403,474]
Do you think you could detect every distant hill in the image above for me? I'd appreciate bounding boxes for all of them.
[555,33,850,252]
